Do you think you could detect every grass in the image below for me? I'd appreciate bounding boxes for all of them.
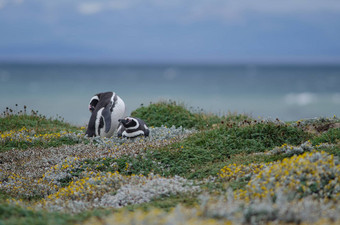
[0,107,79,134]
[0,194,198,225]
[0,106,84,151]
[124,193,198,212]
[76,121,310,180]
[0,204,109,225]
[148,121,310,179]
[0,136,84,152]
[309,128,340,157]
[1,101,339,224]
[316,143,340,157]
[131,100,249,129]
[311,128,340,145]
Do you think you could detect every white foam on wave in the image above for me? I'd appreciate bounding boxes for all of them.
[332,93,340,104]
[284,92,318,106]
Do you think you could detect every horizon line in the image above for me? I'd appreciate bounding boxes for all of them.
[1,57,340,66]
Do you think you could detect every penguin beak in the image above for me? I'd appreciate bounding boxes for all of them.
[118,118,128,125]
[89,105,95,112]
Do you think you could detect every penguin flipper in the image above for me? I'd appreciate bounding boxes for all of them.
[143,123,150,137]
[117,124,123,137]
[102,105,112,133]
[144,129,150,137]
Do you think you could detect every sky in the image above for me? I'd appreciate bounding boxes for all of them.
[1,0,340,63]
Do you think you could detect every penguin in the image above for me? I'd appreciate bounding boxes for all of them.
[86,91,125,138]
[117,116,150,138]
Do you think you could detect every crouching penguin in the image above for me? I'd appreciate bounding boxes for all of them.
[117,117,150,138]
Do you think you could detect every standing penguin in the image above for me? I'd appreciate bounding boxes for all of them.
[86,92,125,138]
[117,117,150,138]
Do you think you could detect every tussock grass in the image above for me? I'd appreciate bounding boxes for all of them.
[0,106,84,151]
[131,100,249,129]
[147,121,310,179]
[0,203,95,225]
[312,128,340,145]
[0,106,79,133]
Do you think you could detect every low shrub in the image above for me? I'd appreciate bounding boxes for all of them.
[131,100,248,129]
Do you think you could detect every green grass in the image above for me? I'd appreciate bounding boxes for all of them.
[0,193,198,225]
[316,143,340,157]
[1,103,339,224]
[311,128,340,145]
[0,107,83,151]
[131,100,249,129]
[0,204,75,225]
[0,137,84,152]
[309,128,340,157]
[151,122,310,179]
[0,203,114,225]
[124,193,198,212]
[80,122,310,179]
[0,113,79,134]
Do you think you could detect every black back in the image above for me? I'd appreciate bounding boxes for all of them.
[86,92,114,137]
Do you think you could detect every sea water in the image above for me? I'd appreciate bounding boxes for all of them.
[0,63,339,126]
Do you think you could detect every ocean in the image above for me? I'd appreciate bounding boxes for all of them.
[0,63,339,126]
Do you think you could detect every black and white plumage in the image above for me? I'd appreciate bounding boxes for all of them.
[86,91,125,138]
[117,117,150,138]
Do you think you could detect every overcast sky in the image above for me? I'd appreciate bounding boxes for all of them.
[1,0,340,63]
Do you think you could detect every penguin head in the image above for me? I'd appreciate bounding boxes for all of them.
[86,92,115,137]
[88,95,100,113]
[118,117,138,129]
